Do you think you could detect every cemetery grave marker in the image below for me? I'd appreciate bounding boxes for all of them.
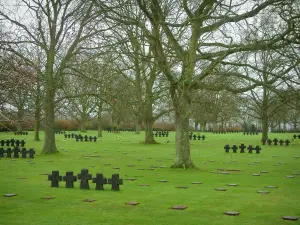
[20,140,25,147]
[247,145,253,154]
[83,199,95,202]
[21,148,27,158]
[215,188,227,191]
[48,171,62,187]
[93,173,107,190]
[0,148,4,157]
[285,139,290,146]
[273,138,278,145]
[63,171,77,188]
[0,140,5,146]
[239,144,246,153]
[108,174,123,191]
[6,148,12,158]
[13,147,20,158]
[171,206,187,210]
[125,202,139,206]
[224,212,240,216]
[5,140,10,146]
[10,139,15,146]
[224,144,230,153]
[279,139,284,146]
[3,194,17,197]
[282,216,298,221]
[78,169,92,189]
[257,191,269,194]
[254,146,261,154]
[232,145,238,153]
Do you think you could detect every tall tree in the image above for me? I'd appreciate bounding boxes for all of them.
[0,0,108,153]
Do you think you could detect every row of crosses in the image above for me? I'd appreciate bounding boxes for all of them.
[0,147,35,158]
[48,169,123,191]
[14,131,28,135]
[189,134,206,140]
[262,139,290,146]
[293,134,300,139]
[224,144,261,154]
[0,139,25,147]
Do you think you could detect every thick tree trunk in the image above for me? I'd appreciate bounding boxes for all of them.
[42,86,57,154]
[200,121,206,131]
[97,103,103,137]
[34,72,41,141]
[17,106,23,133]
[171,108,195,168]
[135,121,141,134]
[194,120,199,131]
[261,113,268,142]
[144,119,155,144]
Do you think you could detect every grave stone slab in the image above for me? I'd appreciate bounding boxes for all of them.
[215,188,227,191]
[125,202,139,205]
[172,205,187,210]
[83,199,95,202]
[3,194,17,197]
[257,191,269,194]
[282,216,298,221]
[224,212,240,216]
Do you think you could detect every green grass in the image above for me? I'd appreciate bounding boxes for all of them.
[0,131,300,225]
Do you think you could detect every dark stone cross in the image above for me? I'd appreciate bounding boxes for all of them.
[224,144,230,153]
[247,145,253,153]
[279,139,284,146]
[155,133,158,137]
[13,147,20,158]
[254,145,261,154]
[93,136,97,142]
[89,136,93,142]
[158,132,161,137]
[6,148,12,158]
[293,134,297,139]
[10,139,15,146]
[267,139,272,145]
[64,134,67,138]
[67,134,71,138]
[78,169,92,189]
[193,134,197,140]
[202,135,206,140]
[84,135,89,142]
[108,174,123,191]
[28,148,35,158]
[162,132,165,137]
[0,140,4,146]
[5,140,10,146]
[20,140,25,147]
[285,139,290,146]
[273,138,278,146]
[21,148,27,158]
[239,144,246,153]
[93,173,107,190]
[48,171,62,187]
[71,133,74,138]
[232,145,238,153]
[63,171,77,188]
[15,140,20,147]
[197,135,201,140]
[0,148,4,157]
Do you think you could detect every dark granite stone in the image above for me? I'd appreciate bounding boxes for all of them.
[158,180,168,182]
[83,199,95,202]
[63,171,77,188]
[192,182,202,184]
[77,169,92,189]
[92,173,107,190]
[108,174,123,191]
[175,186,188,189]
[139,184,150,186]
[42,196,55,199]
[48,171,62,187]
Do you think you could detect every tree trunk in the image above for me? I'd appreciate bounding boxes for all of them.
[261,113,268,142]
[17,106,23,133]
[200,121,206,132]
[194,120,199,131]
[144,119,155,144]
[42,84,57,154]
[97,102,103,137]
[135,121,141,134]
[34,71,41,141]
[172,110,194,168]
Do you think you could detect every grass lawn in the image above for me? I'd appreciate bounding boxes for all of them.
[0,131,299,225]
